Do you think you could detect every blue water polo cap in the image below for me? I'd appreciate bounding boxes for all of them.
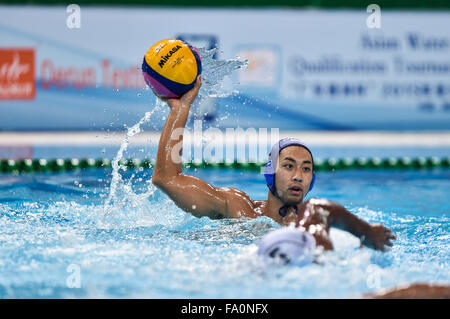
[263,138,316,195]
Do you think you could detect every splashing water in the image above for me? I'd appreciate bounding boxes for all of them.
[104,108,155,207]
[196,47,248,99]
[100,101,162,227]
[101,48,247,227]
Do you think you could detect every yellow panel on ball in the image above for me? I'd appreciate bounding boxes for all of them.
[144,39,198,85]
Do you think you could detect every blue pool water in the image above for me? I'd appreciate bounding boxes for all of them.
[0,166,448,298]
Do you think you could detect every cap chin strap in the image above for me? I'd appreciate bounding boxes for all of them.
[270,176,300,218]
[278,203,299,218]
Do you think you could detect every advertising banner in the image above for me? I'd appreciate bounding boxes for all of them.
[0,6,449,130]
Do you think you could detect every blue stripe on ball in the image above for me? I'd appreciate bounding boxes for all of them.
[142,58,196,97]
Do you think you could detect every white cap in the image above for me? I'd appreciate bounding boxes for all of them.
[257,227,316,266]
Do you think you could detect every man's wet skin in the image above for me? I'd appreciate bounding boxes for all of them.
[152,76,396,252]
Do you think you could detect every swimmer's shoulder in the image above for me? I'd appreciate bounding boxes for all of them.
[215,187,265,219]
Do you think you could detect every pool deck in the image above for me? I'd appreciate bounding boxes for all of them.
[1,131,450,146]
[1,131,449,160]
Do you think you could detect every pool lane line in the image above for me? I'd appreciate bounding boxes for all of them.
[0,157,449,174]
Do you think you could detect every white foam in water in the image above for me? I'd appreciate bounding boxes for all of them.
[101,48,247,228]
[1,168,449,298]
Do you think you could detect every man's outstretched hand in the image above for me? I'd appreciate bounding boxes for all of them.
[165,75,202,110]
[363,223,396,251]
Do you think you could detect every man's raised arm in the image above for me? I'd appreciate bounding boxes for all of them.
[152,76,230,219]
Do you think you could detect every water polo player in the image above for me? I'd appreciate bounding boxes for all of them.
[152,76,396,253]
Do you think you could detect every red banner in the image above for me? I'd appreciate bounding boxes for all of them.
[0,48,36,100]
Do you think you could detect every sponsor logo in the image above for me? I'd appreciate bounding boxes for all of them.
[158,45,182,68]
[0,49,35,100]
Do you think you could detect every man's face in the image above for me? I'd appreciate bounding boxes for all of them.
[274,146,314,205]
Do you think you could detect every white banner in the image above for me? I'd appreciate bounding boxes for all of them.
[0,6,449,130]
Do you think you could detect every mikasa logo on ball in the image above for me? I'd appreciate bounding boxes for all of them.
[142,38,201,98]
[158,45,182,68]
